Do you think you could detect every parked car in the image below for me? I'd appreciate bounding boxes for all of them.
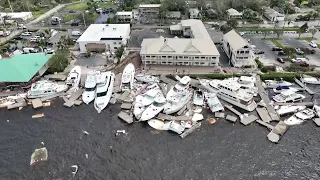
[10,47,18,52]
[302,48,316,54]
[278,51,287,56]
[17,24,27,29]
[295,48,304,55]
[21,32,32,36]
[70,19,80,26]
[45,48,55,54]
[14,36,23,40]
[309,41,317,48]
[292,57,308,63]
[277,57,285,63]
[45,42,54,46]
[254,50,265,55]
[272,47,283,51]
[300,61,309,67]
[69,10,76,13]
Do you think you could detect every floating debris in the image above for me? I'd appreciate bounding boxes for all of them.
[32,113,45,118]
[208,118,217,124]
[85,154,88,159]
[30,147,48,166]
[192,113,203,122]
[71,165,79,177]
[115,130,126,136]
[148,119,165,130]
[82,130,89,135]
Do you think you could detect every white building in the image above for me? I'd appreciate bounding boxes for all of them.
[189,8,201,19]
[264,7,285,22]
[77,24,131,53]
[116,11,133,23]
[140,19,220,67]
[226,8,242,19]
[0,12,33,22]
[221,30,255,67]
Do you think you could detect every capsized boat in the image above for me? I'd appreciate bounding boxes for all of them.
[284,108,315,125]
[276,105,306,116]
[273,86,299,93]
[66,66,81,87]
[140,96,166,121]
[135,74,159,83]
[30,147,48,166]
[204,92,224,113]
[82,70,99,104]
[94,71,115,113]
[273,90,305,103]
[120,63,135,92]
[193,89,204,106]
[27,80,68,99]
[300,74,320,85]
[71,165,79,177]
[148,119,165,130]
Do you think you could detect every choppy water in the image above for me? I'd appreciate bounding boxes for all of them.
[0,92,320,179]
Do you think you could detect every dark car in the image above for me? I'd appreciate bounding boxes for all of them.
[254,50,265,55]
[272,47,283,51]
[277,57,284,63]
[69,10,76,13]
[70,19,79,26]
[14,36,23,40]
[278,51,287,56]
[8,39,15,43]
[300,62,309,67]
[45,42,54,46]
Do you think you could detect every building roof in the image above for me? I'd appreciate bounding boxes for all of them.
[140,36,219,56]
[170,24,182,31]
[181,19,211,39]
[223,30,250,50]
[77,24,130,42]
[226,8,242,16]
[116,11,133,16]
[0,53,52,82]
[189,8,200,15]
[139,4,161,8]
[264,7,284,17]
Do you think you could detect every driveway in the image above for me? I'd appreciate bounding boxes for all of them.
[75,53,110,67]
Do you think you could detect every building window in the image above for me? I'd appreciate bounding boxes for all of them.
[211,57,216,59]
[200,62,205,65]
[194,57,199,59]
[184,56,188,59]
[211,62,215,65]
[184,62,188,64]
[145,61,150,64]
[240,51,244,53]
[151,56,155,58]
[146,55,150,58]
[178,56,183,59]
[201,57,205,59]
[151,61,156,64]
[113,42,117,45]
[114,47,118,49]
[168,56,172,58]
[237,51,240,54]
[245,51,249,53]
[243,57,248,59]
[194,62,199,65]
[238,57,243,59]
[119,42,122,44]
[162,56,166,58]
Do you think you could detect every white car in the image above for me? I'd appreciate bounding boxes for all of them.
[45,48,55,54]
[309,41,317,48]
[291,57,308,63]
[21,32,32,36]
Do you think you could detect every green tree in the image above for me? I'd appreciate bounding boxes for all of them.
[275,30,283,38]
[226,19,238,28]
[115,45,125,64]
[283,47,295,59]
[308,27,318,38]
[312,12,319,20]
[47,51,69,73]
[300,22,308,32]
[297,29,303,38]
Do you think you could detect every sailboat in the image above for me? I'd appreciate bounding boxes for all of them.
[82,70,99,104]
[120,63,135,92]
[94,71,115,113]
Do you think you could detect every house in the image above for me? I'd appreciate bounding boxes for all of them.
[166,11,181,19]
[263,7,285,22]
[0,53,52,83]
[77,24,131,53]
[189,8,201,19]
[140,19,220,67]
[221,30,255,67]
[138,4,161,23]
[226,8,242,19]
[115,11,133,23]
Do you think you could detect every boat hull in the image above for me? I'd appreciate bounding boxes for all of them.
[163,93,191,114]
[217,94,257,112]
[94,73,115,113]
[82,91,95,104]
[120,63,135,92]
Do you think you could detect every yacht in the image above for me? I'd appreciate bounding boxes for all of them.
[120,63,135,92]
[273,90,305,103]
[27,80,68,99]
[300,74,320,85]
[140,96,166,121]
[135,74,159,83]
[66,66,81,87]
[285,108,315,125]
[198,79,219,93]
[166,76,191,101]
[82,71,99,104]
[94,71,115,113]
[273,86,299,94]
[264,79,293,87]
[229,76,258,96]
[193,89,204,106]
[210,79,257,112]
[276,105,306,116]
[204,92,224,113]
[163,90,192,114]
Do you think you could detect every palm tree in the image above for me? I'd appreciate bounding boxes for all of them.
[308,27,318,38]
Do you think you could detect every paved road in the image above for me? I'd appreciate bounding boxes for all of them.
[0,30,22,44]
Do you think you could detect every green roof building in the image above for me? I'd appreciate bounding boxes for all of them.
[0,53,52,83]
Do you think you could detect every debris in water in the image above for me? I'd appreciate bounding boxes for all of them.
[71,165,79,177]
[192,113,203,121]
[148,119,165,130]
[42,102,51,107]
[19,107,23,110]
[208,118,217,125]
[30,147,48,166]
[41,142,44,146]
[7,120,9,122]
[85,154,88,159]
[32,113,45,118]
[82,130,89,135]
[115,130,126,136]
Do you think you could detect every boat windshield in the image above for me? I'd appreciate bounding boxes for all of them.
[97,91,107,97]
[146,94,155,100]
[173,86,179,92]
[85,87,96,91]
[154,101,164,107]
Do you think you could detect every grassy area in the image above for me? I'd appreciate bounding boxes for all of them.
[32,8,50,17]
[95,2,114,7]
[237,27,300,32]
[65,3,88,11]
[295,37,315,42]
[262,38,283,48]
[63,14,74,22]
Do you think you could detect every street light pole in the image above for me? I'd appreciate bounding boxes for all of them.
[82,13,86,29]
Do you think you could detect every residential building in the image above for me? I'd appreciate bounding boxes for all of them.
[221,30,255,67]
[0,53,52,83]
[263,7,285,22]
[77,24,131,53]
[138,4,161,23]
[166,11,181,19]
[189,8,201,19]
[140,19,220,67]
[116,11,133,23]
[226,8,242,19]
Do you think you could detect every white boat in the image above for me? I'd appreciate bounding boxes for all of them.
[204,92,224,113]
[276,105,306,116]
[285,108,315,125]
[199,79,219,93]
[229,76,258,96]
[300,74,320,85]
[82,70,99,104]
[94,71,115,113]
[264,79,293,87]
[0,98,15,108]
[273,86,299,93]
[210,79,257,111]
[193,89,204,106]
[27,80,68,99]
[164,90,192,114]
[120,63,135,92]
[140,96,166,121]
[166,76,191,101]
[148,119,165,130]
[167,121,185,134]
[66,66,81,87]
[135,74,159,83]
[273,90,305,103]
[313,104,320,117]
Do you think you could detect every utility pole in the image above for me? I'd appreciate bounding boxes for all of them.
[82,13,86,29]
[7,0,13,13]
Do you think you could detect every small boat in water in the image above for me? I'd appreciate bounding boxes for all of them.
[120,63,135,92]
[204,92,224,113]
[276,105,306,116]
[264,78,293,87]
[193,89,204,106]
[94,71,115,113]
[273,86,298,93]
[27,80,68,99]
[285,108,315,125]
[273,90,305,103]
[135,74,159,83]
[140,96,166,121]
[82,70,99,104]
[66,66,81,87]
[301,74,320,85]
